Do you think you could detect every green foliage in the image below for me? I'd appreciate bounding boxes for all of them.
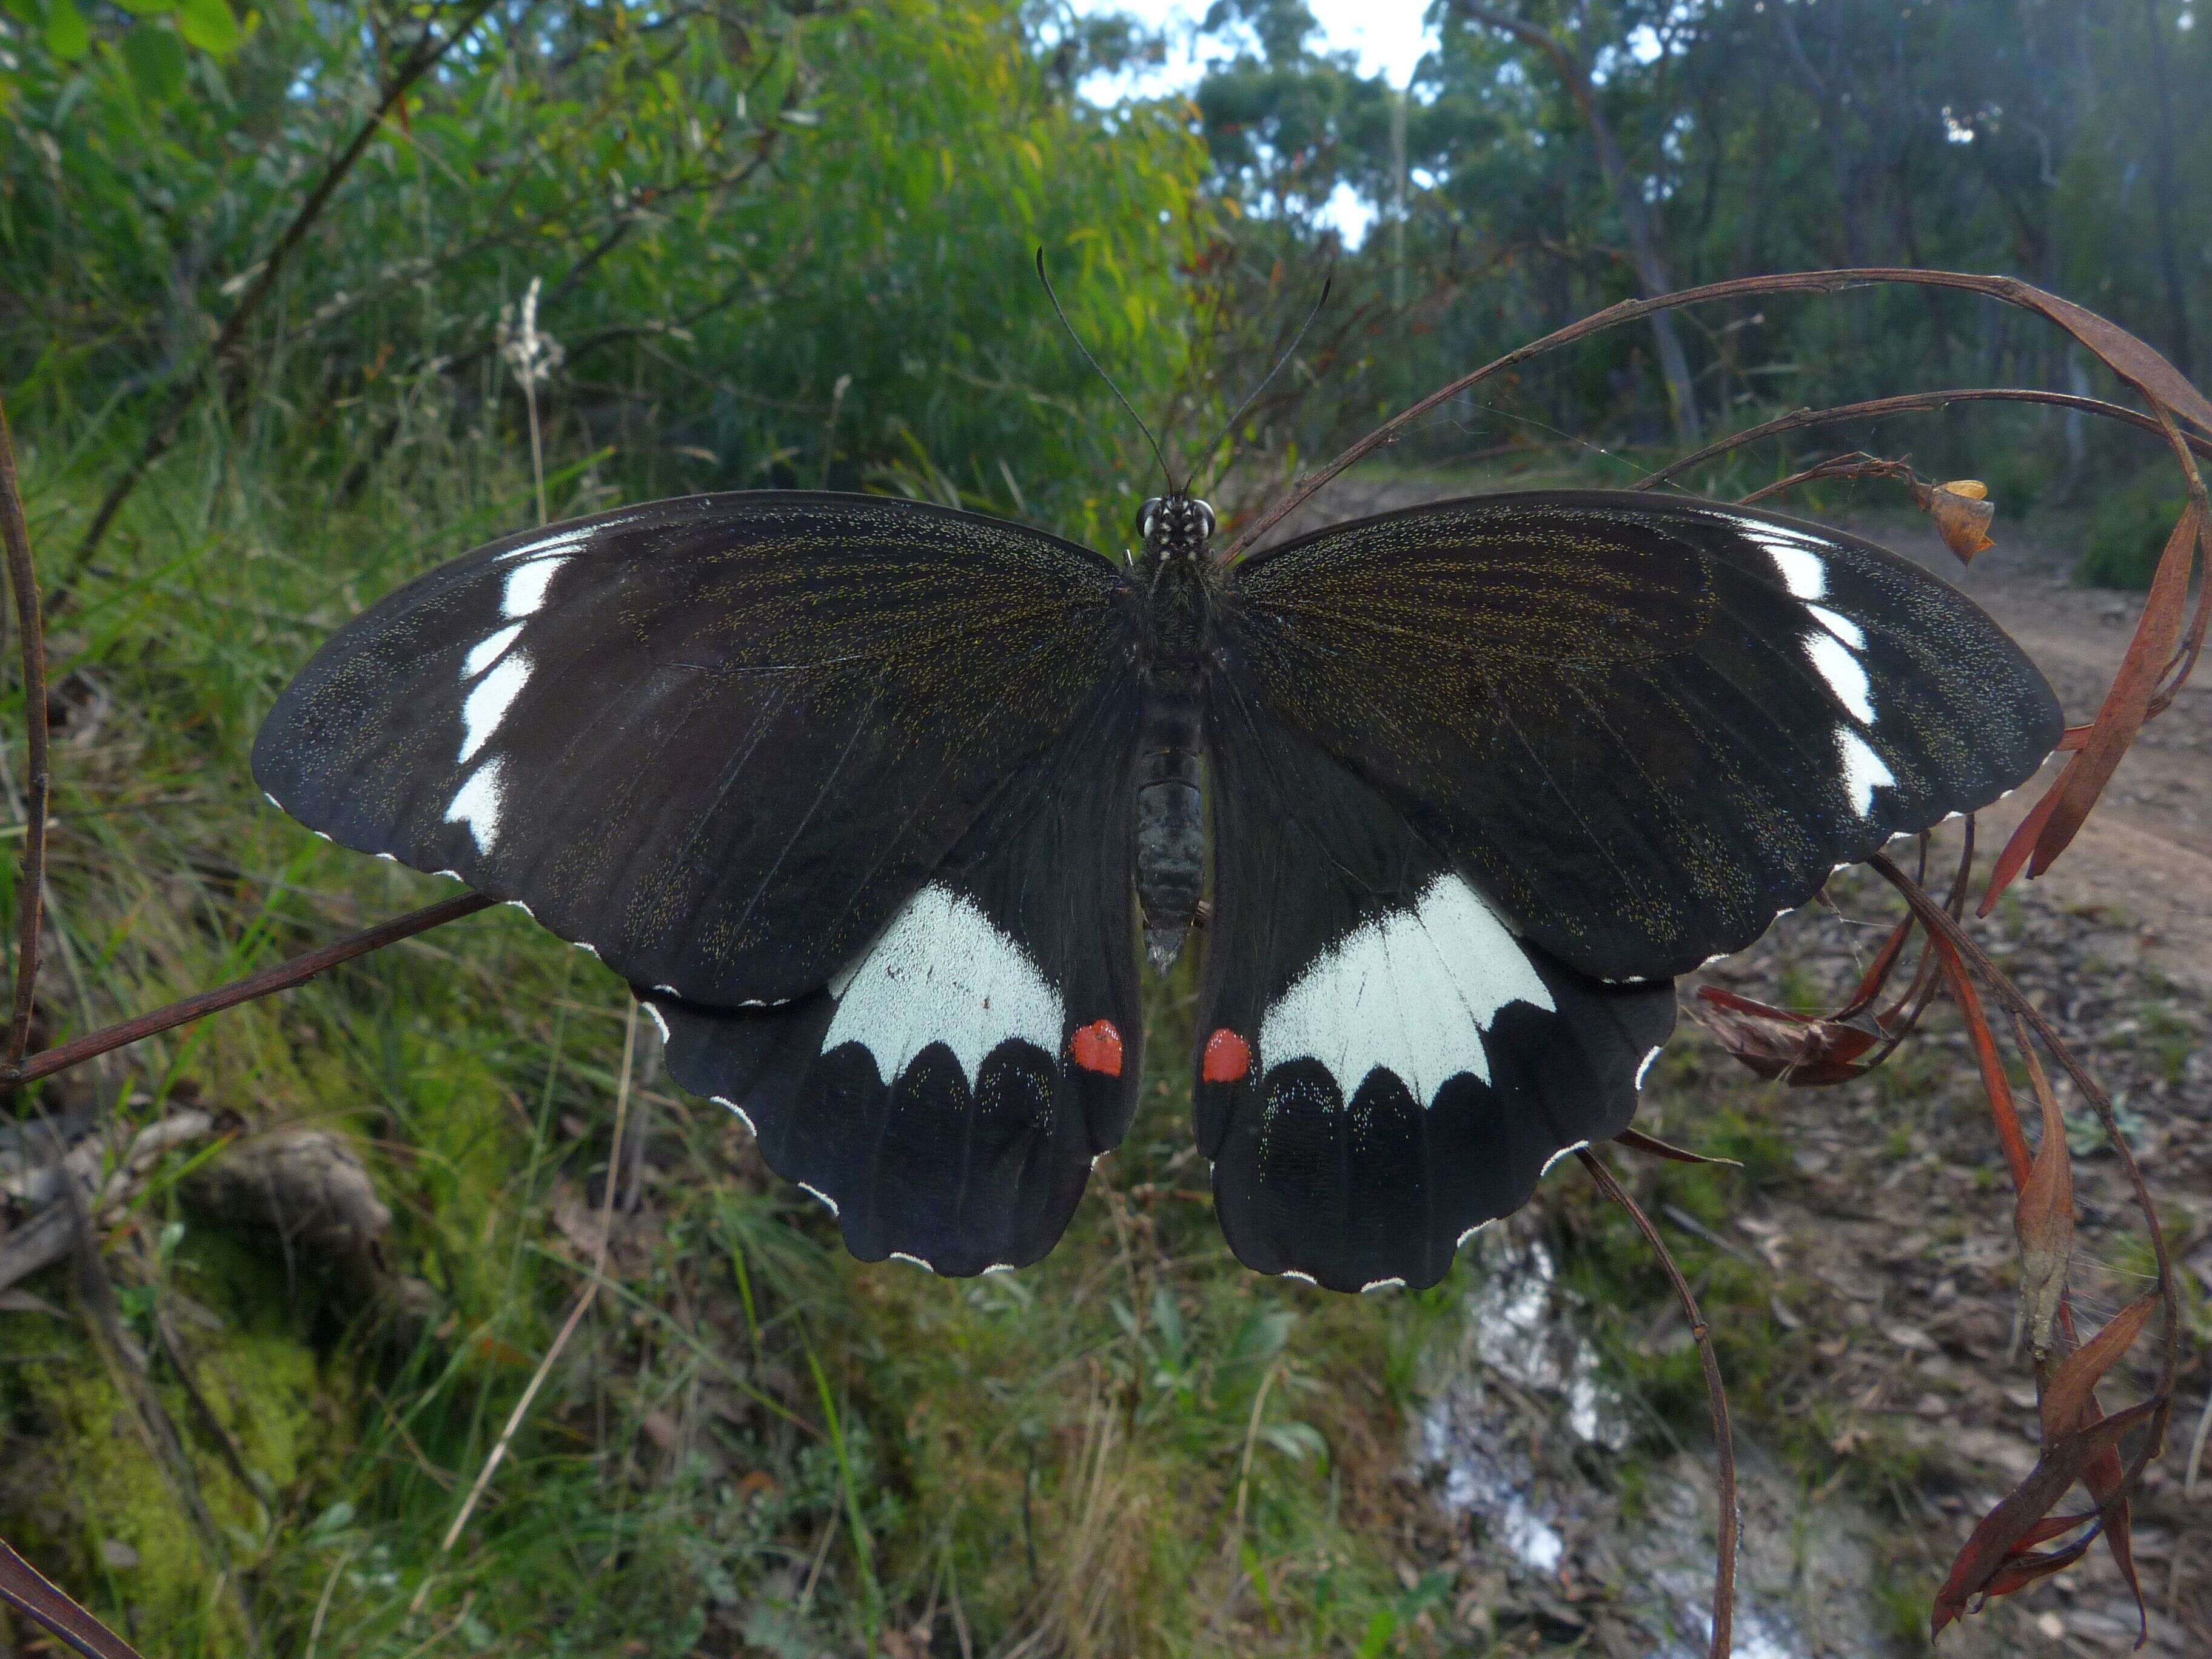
[2078,469,2190,589]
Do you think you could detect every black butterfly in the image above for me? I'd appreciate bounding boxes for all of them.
[253,486,2059,1292]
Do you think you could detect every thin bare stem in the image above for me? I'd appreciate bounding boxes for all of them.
[1221,267,2212,560]
[1638,387,2212,494]
[1577,1147,1736,1658]
[0,893,495,1090]
[0,393,48,1069]
[424,1002,639,1592]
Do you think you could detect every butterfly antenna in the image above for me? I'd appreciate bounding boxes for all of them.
[1193,272,1333,491]
[1036,249,1176,491]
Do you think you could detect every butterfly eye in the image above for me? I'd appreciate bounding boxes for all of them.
[1193,500,1216,540]
[1138,498,1163,540]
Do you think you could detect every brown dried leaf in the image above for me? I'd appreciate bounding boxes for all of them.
[2013,1039,2074,1358]
[2016,284,2212,436]
[1915,479,1996,562]
[2041,1293,2159,1446]
[1931,1396,2159,1636]
[1925,936,2030,1184]
[1688,986,1878,1083]
[1612,1127,1744,1168]
[1979,774,2063,919]
[2029,505,2200,875]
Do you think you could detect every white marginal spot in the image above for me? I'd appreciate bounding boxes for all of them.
[1281,1270,1317,1285]
[798,1181,840,1217]
[1360,1277,1407,1295]
[1837,728,1896,817]
[458,652,531,764]
[1765,543,1827,600]
[505,897,534,916]
[1258,874,1553,1107]
[1540,1139,1591,1179]
[494,524,597,563]
[375,851,397,863]
[643,1005,670,1043]
[823,882,1062,1090]
[653,983,679,996]
[464,622,525,679]
[575,941,600,959]
[1804,631,1874,723]
[261,791,284,812]
[983,1262,1017,1276]
[1456,1219,1499,1249]
[1635,1047,1662,1090]
[444,759,506,854]
[890,1251,937,1275]
[501,557,565,619]
[711,1095,759,1138]
[1806,603,1865,650]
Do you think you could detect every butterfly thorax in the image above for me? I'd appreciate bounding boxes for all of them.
[1133,494,1217,973]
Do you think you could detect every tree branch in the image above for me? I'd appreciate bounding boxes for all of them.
[64,0,503,587]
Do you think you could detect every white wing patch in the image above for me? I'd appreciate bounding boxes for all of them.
[444,757,507,853]
[464,622,524,678]
[1837,729,1896,817]
[458,651,531,764]
[822,882,1063,1090]
[1258,874,1554,1108]
[1803,631,1874,723]
[1806,603,1865,650]
[501,556,566,619]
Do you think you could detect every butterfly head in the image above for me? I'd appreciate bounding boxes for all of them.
[1138,494,1217,563]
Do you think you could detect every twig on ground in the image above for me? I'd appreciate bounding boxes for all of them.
[415,1001,640,1607]
[1578,1146,1737,1659]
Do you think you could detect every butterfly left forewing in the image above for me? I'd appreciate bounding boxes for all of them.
[1198,674,1674,1292]
[645,675,1145,1275]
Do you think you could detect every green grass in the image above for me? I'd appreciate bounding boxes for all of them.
[0,420,1480,1657]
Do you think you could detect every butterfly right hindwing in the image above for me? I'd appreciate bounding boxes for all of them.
[1196,670,1676,1293]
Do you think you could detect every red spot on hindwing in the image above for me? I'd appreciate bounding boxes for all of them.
[1201,1028,1252,1084]
[1070,1019,1124,1077]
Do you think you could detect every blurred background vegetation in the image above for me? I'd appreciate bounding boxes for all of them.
[0,1,2204,1655]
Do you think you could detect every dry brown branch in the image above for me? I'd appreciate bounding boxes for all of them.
[0,892,495,1092]
[0,394,50,1068]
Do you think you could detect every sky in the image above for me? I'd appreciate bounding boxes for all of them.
[1067,1,1444,243]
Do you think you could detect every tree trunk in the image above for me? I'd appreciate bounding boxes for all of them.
[1458,5,1702,445]
[2139,0,2196,380]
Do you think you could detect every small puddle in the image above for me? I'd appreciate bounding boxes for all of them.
[1413,1223,1886,1658]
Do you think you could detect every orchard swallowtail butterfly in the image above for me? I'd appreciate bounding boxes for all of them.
[253,486,2059,1292]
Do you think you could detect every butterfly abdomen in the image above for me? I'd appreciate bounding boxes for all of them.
[1135,558,1210,972]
